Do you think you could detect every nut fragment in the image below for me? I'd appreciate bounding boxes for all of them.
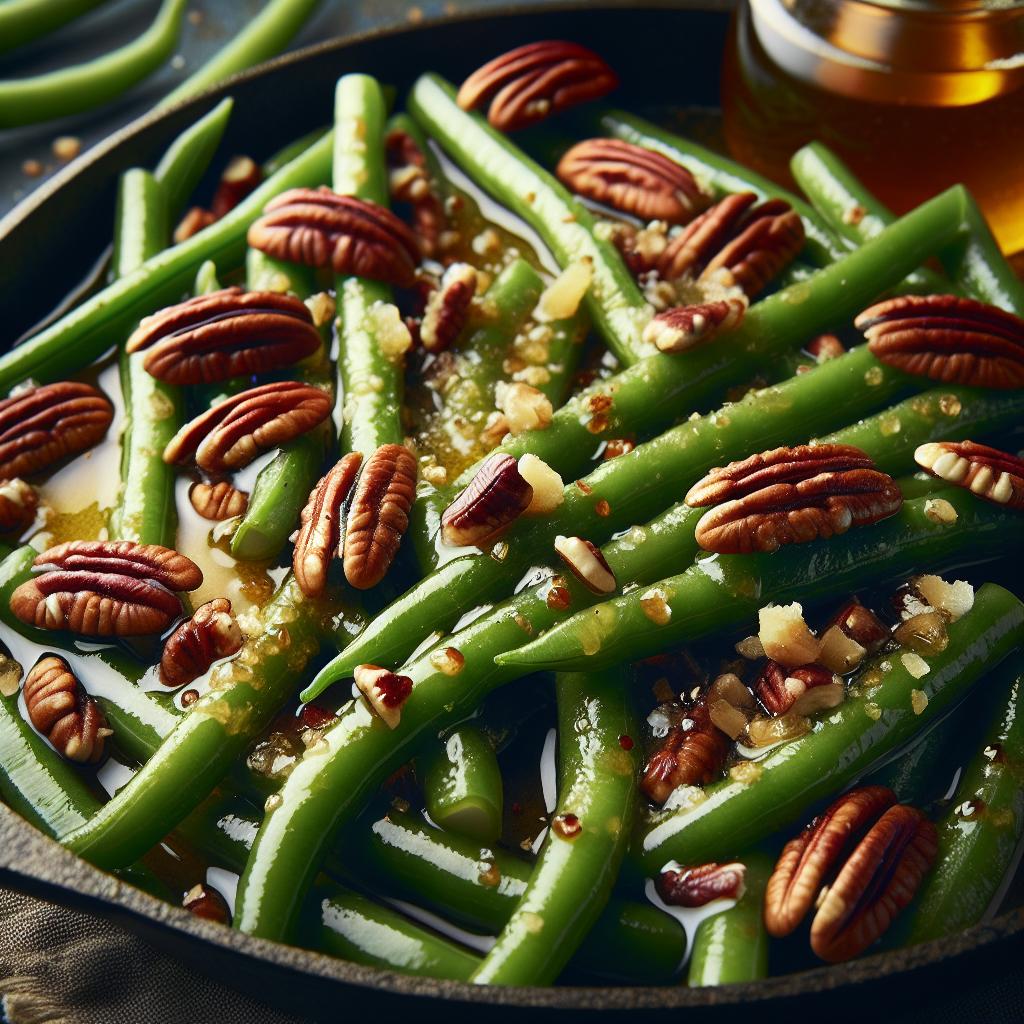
[386,128,447,258]
[159,599,242,688]
[174,207,216,243]
[706,673,756,739]
[0,382,113,479]
[687,443,903,554]
[189,481,249,521]
[247,187,421,287]
[164,381,331,473]
[0,479,37,534]
[642,296,746,353]
[293,453,364,597]
[210,155,262,218]
[126,287,322,386]
[183,883,232,925]
[495,381,553,435]
[518,454,564,515]
[816,625,867,674]
[642,702,730,803]
[553,535,615,594]
[754,660,844,717]
[656,861,747,907]
[826,598,890,652]
[556,138,711,224]
[10,540,201,637]
[457,41,618,132]
[856,293,1024,389]
[757,602,820,667]
[421,263,478,353]
[23,656,111,763]
[806,333,846,362]
[913,574,974,620]
[915,440,1024,509]
[343,444,418,590]
[354,663,413,729]
[441,453,533,548]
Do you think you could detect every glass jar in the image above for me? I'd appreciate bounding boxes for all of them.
[722,0,1024,255]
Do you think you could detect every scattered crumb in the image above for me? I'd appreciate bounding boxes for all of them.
[51,136,81,162]
[171,54,186,71]
[911,689,928,715]
[21,159,43,178]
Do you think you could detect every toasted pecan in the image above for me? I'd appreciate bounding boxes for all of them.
[0,479,38,534]
[642,296,746,353]
[23,656,111,763]
[189,481,249,521]
[441,453,533,549]
[159,598,242,688]
[915,439,1024,509]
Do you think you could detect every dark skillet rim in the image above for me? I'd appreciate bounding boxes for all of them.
[0,0,1020,1009]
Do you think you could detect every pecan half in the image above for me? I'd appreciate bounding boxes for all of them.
[354,663,413,729]
[457,41,618,132]
[343,444,417,590]
[421,263,478,352]
[553,534,616,594]
[189,481,249,521]
[641,703,730,803]
[441,453,533,549]
[556,138,711,224]
[915,439,1024,510]
[0,382,113,479]
[126,287,321,386]
[642,296,747,353]
[247,187,421,287]
[386,128,447,259]
[754,661,844,717]
[657,193,805,298]
[0,479,37,534]
[764,786,896,938]
[811,804,938,962]
[159,598,242,688]
[856,294,1024,390]
[10,540,202,637]
[293,453,363,598]
[686,443,903,555]
[210,155,262,218]
[656,861,747,907]
[164,381,331,473]
[23,656,111,763]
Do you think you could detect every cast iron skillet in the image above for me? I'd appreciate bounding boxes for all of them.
[0,4,1021,1019]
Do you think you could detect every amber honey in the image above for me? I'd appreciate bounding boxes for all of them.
[722,0,1024,256]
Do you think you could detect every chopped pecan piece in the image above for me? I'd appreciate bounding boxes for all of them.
[247,187,421,287]
[457,41,618,132]
[174,206,217,243]
[189,481,249,521]
[10,540,201,637]
[656,861,747,907]
[686,443,903,554]
[0,382,113,479]
[421,263,477,352]
[386,128,447,258]
[183,882,232,925]
[343,444,417,590]
[210,155,262,218]
[159,599,242,688]
[23,656,111,763]
[754,661,844,717]
[915,439,1024,509]
[556,138,711,224]
[0,479,37,534]
[164,381,331,474]
[642,296,747,353]
[293,453,364,598]
[553,535,616,594]
[807,333,846,362]
[825,597,891,653]
[354,663,413,729]
[856,293,1024,389]
[657,192,805,298]
[126,287,321,386]
[441,453,533,549]
[641,702,730,803]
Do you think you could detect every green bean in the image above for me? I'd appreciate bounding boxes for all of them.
[409,74,653,366]
[687,851,772,987]
[421,725,503,845]
[0,0,187,128]
[155,98,235,223]
[499,490,1023,672]
[159,0,322,109]
[262,128,330,178]
[245,246,316,296]
[0,130,334,395]
[901,653,1024,944]
[0,0,110,54]
[634,584,1024,879]
[599,110,849,268]
[472,666,638,985]
[192,258,222,296]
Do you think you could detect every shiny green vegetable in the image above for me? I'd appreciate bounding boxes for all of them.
[0,0,187,127]
[0,0,110,54]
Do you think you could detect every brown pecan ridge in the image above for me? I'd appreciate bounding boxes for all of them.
[164,381,331,473]
[457,41,618,132]
[754,660,844,717]
[0,382,113,480]
[420,263,478,353]
[856,294,1024,390]
[656,861,747,907]
[343,444,418,590]
[23,655,111,763]
[386,129,447,259]
[915,439,1024,509]
[0,479,38,534]
[247,187,421,287]
[189,481,249,521]
[657,193,805,298]
[159,598,242,688]
[642,296,747,353]
[556,138,711,224]
[641,702,730,803]
[293,452,363,598]
[126,287,322,386]
[441,453,533,549]
[687,443,903,555]
[10,540,202,637]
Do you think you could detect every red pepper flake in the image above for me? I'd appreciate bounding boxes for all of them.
[576,480,593,495]
[552,812,583,839]
[618,734,634,751]
[595,499,611,517]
